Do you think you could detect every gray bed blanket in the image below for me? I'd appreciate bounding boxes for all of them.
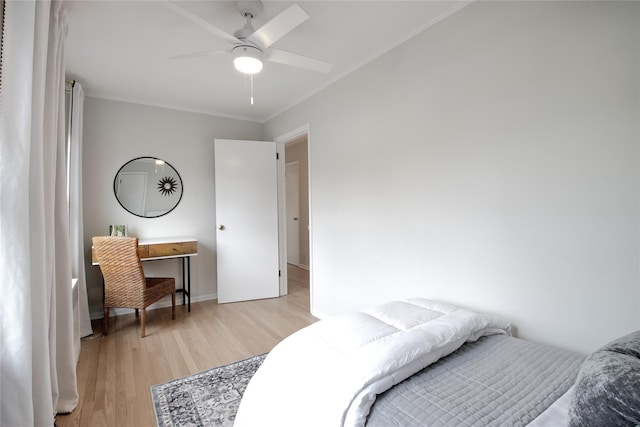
[367,334,584,426]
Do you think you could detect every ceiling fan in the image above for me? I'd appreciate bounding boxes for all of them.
[165,0,332,75]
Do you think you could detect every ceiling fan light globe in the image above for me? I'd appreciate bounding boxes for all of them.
[232,45,264,74]
[234,56,263,74]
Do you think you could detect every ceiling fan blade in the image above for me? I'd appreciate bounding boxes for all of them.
[248,4,309,49]
[164,1,238,44]
[267,49,332,73]
[169,49,229,60]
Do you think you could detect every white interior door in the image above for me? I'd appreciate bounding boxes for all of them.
[286,162,300,265]
[214,139,280,303]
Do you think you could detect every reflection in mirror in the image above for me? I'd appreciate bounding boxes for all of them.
[114,157,183,218]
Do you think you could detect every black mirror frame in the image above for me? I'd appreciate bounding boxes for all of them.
[113,156,184,218]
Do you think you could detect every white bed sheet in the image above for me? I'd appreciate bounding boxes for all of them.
[527,386,574,427]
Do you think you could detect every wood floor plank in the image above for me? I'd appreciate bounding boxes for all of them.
[56,265,315,426]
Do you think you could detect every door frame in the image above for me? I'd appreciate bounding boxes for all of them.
[276,124,312,302]
[285,160,301,266]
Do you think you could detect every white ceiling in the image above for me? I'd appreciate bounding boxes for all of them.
[65,1,467,122]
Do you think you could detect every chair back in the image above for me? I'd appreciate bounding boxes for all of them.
[92,236,146,308]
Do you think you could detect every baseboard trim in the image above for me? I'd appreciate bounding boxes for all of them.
[310,308,329,320]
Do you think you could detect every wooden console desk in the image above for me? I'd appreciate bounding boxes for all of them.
[93,237,197,312]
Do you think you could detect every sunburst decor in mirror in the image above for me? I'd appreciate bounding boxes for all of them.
[158,176,178,196]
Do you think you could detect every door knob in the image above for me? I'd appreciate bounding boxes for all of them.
[293,217,299,221]
[218,225,226,230]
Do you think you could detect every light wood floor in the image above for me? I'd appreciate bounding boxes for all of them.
[56,265,315,427]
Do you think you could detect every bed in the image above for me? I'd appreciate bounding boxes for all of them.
[366,333,581,426]
[233,298,640,427]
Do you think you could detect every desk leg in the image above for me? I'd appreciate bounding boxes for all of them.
[181,257,186,306]
[187,256,191,312]
[181,256,191,312]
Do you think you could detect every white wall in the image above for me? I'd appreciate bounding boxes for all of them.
[265,1,640,354]
[83,97,263,317]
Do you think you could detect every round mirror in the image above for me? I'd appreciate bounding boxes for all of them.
[114,157,183,218]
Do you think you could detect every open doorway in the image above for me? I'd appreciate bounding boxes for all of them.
[284,136,309,270]
[284,136,310,298]
[277,126,311,306]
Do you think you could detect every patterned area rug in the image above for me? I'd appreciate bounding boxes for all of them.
[151,353,267,427]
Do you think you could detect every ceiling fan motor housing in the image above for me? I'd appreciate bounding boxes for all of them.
[232,44,263,58]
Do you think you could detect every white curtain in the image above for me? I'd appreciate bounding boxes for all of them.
[68,81,93,343]
[0,1,79,425]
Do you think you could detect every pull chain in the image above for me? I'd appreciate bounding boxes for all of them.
[250,74,254,105]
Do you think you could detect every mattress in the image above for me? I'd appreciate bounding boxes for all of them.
[366,334,585,426]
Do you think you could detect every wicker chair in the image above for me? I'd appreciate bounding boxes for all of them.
[93,236,176,337]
